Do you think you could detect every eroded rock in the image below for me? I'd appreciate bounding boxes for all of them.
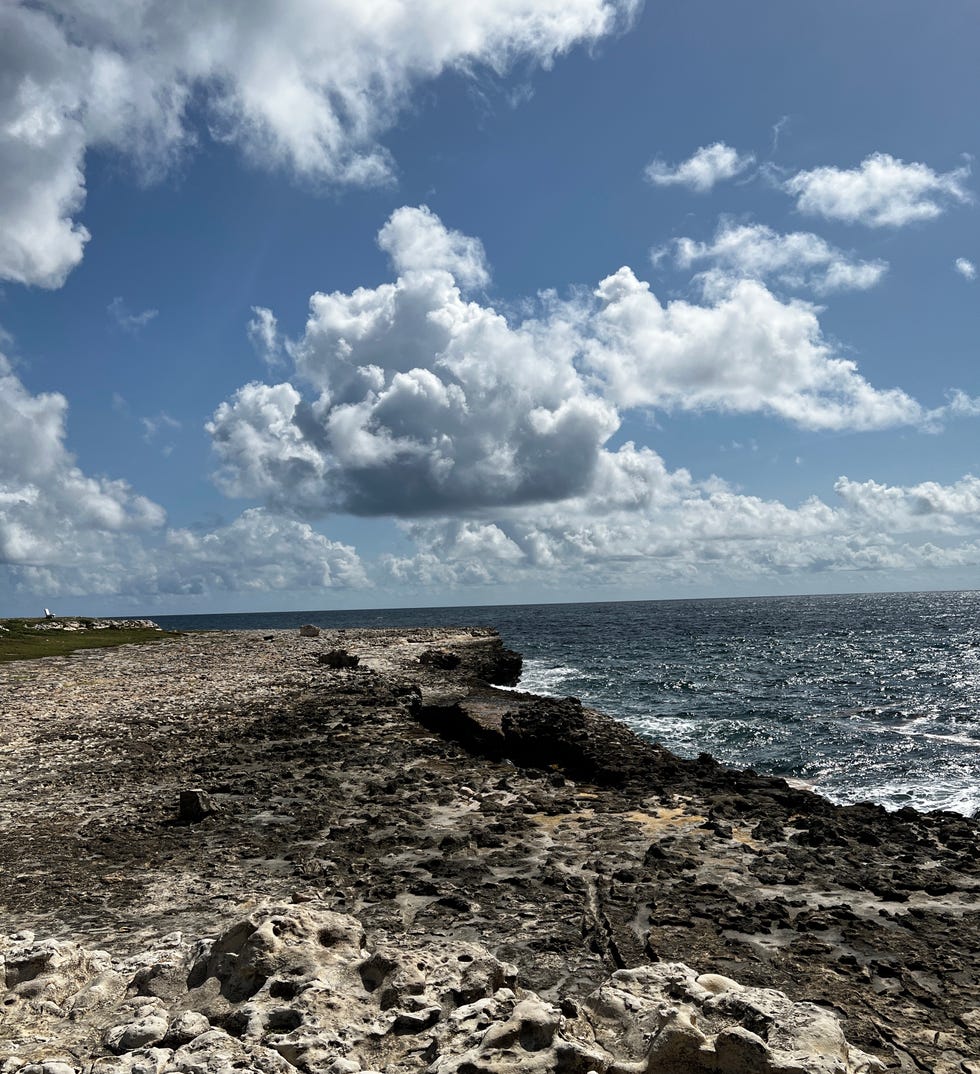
[176,790,218,825]
[317,650,360,669]
[419,649,462,671]
[1,904,880,1073]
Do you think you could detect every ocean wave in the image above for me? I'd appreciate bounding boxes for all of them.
[822,776,980,817]
[502,659,582,696]
[894,728,980,748]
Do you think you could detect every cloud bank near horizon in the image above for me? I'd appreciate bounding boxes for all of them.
[191,205,980,600]
[0,348,366,602]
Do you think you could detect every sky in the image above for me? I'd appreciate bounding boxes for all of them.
[1,0,979,616]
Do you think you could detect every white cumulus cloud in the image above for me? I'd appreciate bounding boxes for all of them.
[378,205,490,289]
[954,257,977,281]
[0,345,367,602]
[0,350,166,570]
[585,268,920,430]
[209,204,621,517]
[0,6,93,288]
[644,143,755,193]
[667,221,888,295]
[0,0,637,288]
[209,206,946,529]
[151,510,368,596]
[210,324,618,516]
[834,475,980,529]
[784,152,972,227]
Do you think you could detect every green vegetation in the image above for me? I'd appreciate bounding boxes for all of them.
[0,618,181,664]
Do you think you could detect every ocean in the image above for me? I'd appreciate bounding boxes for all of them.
[155,590,980,817]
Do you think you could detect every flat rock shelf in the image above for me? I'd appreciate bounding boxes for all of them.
[1,628,978,1073]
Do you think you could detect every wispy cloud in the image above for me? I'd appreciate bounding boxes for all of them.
[108,297,159,334]
[247,307,284,366]
[770,115,791,154]
[141,412,181,455]
[954,257,977,281]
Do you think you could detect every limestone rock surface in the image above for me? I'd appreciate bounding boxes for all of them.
[1,904,881,1074]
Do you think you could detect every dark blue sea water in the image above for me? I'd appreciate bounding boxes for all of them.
[155,591,980,816]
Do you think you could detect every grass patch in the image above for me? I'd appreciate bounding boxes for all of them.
[0,618,182,665]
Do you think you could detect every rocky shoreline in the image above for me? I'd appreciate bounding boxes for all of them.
[1,627,978,1072]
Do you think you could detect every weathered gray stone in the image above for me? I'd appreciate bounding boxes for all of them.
[177,789,218,824]
[104,1010,169,1053]
[1,905,881,1074]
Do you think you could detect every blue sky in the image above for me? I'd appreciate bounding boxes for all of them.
[1,0,978,615]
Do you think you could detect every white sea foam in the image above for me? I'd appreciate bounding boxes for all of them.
[501,659,581,696]
[631,713,704,752]
[894,727,980,748]
[818,774,980,817]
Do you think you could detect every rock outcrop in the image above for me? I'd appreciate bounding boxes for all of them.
[1,904,881,1073]
[317,650,360,669]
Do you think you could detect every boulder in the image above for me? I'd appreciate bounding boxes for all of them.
[177,789,218,824]
[317,649,359,669]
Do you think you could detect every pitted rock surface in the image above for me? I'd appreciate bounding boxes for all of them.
[1,629,978,1072]
[1,904,881,1073]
